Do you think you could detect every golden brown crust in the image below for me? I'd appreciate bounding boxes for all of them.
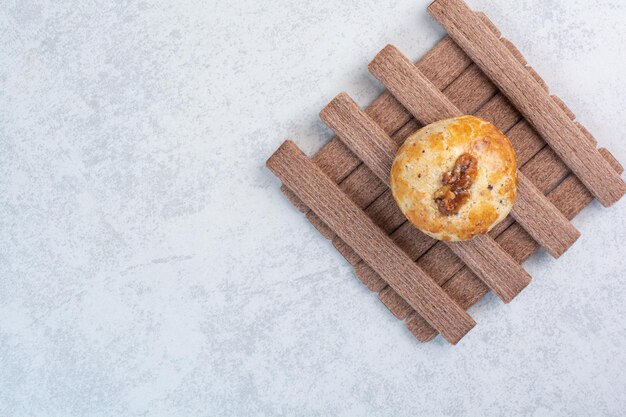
[390,115,517,241]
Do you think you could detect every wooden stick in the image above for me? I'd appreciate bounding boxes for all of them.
[319,93,396,183]
[321,92,531,303]
[267,140,475,344]
[369,47,462,120]
[406,147,624,341]
[448,235,529,303]
[428,0,626,207]
[511,174,580,258]
[368,44,580,258]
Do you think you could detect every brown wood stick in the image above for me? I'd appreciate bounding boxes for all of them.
[475,12,501,38]
[511,174,580,258]
[576,122,598,145]
[282,187,309,214]
[475,94,520,130]
[332,236,361,266]
[500,38,526,65]
[321,92,531,303]
[406,148,624,341]
[347,88,522,248]
[449,234,530,303]
[338,164,388,208]
[444,64,497,114]
[368,44,580,259]
[428,0,626,206]
[304,211,333,240]
[320,93,397,184]
[267,140,476,344]
[364,191,407,234]
[379,286,412,319]
[354,262,387,292]
[551,95,576,120]
[527,67,549,92]
[371,142,603,329]
[369,45,463,121]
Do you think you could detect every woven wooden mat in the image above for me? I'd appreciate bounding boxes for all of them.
[266,0,625,344]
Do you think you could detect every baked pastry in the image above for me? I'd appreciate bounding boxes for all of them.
[390,115,517,241]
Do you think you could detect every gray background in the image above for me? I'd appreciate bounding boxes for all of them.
[1,0,625,415]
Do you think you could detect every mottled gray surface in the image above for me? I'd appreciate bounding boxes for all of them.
[1,0,625,415]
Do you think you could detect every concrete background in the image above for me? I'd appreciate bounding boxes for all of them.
[1,0,625,415]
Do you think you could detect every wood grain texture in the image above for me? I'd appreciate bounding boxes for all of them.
[448,235,530,303]
[321,92,531,303]
[379,286,412,320]
[267,140,475,344]
[276,40,482,284]
[369,44,463,122]
[278,37,471,204]
[428,0,626,206]
[475,12,500,38]
[354,262,387,292]
[369,44,580,259]
[500,38,526,65]
[551,95,576,120]
[512,174,580,258]
[281,187,308,214]
[527,67,548,92]
[444,64,497,114]
[304,211,334,240]
[576,122,597,146]
[406,148,624,341]
[320,92,397,184]
[293,116,421,275]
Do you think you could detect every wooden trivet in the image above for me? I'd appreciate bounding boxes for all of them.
[266,0,625,344]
